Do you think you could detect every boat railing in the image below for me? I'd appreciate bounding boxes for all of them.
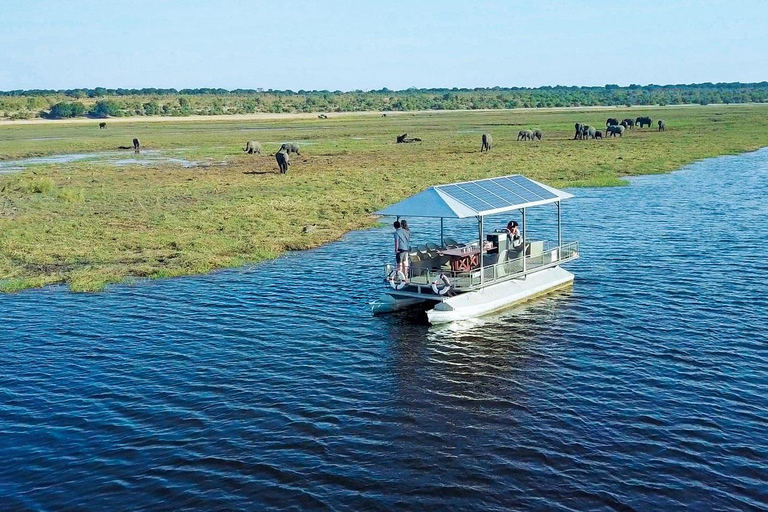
[384,240,579,293]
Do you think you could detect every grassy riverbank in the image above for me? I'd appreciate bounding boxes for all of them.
[2,104,768,292]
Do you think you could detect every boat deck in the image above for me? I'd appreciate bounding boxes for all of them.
[385,240,579,298]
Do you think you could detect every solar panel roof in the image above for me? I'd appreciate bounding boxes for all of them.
[375,174,573,219]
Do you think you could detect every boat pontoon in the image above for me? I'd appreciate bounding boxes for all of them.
[371,174,579,324]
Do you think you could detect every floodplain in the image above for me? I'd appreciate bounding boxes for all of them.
[1,104,767,291]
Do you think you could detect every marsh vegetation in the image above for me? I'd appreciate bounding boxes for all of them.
[1,104,767,292]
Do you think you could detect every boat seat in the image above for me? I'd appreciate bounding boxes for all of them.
[444,238,458,247]
[417,244,429,255]
[426,242,440,251]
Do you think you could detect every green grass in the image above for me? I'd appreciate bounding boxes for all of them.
[2,104,768,292]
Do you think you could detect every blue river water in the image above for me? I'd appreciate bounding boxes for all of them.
[1,149,768,510]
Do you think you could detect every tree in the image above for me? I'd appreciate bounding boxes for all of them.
[47,102,87,118]
[90,100,121,117]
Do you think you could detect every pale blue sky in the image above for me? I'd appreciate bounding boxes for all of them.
[1,0,766,91]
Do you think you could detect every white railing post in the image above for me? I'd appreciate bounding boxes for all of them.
[522,208,527,274]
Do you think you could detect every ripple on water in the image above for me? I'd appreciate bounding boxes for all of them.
[1,149,768,509]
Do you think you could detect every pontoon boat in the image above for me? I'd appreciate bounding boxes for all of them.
[370,175,579,324]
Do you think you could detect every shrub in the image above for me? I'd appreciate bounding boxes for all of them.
[48,102,87,118]
[57,187,84,202]
[22,178,55,194]
[90,100,121,117]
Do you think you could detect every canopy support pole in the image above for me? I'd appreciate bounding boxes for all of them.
[440,218,444,246]
[522,208,527,275]
[557,201,562,250]
[478,215,484,287]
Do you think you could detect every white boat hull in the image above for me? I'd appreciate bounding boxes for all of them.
[426,266,574,324]
[370,294,429,315]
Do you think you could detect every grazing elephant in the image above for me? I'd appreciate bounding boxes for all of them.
[574,123,584,140]
[636,116,652,128]
[607,125,625,137]
[606,118,619,127]
[98,122,107,129]
[275,150,290,174]
[517,130,533,141]
[531,129,542,140]
[243,141,261,154]
[583,126,596,139]
[595,130,603,139]
[132,138,140,153]
[279,142,301,155]
[621,118,635,129]
[658,120,666,131]
[481,133,493,152]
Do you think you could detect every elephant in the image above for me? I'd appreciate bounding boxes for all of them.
[658,120,666,131]
[621,118,635,129]
[517,129,533,141]
[279,142,301,155]
[583,126,596,139]
[636,116,652,128]
[574,123,584,140]
[99,122,107,129]
[132,138,140,153]
[606,118,619,127]
[595,130,603,139]
[275,150,290,174]
[481,133,493,152]
[607,125,625,137]
[531,129,542,140]
[243,141,261,154]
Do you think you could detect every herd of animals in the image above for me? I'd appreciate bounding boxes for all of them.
[573,116,666,140]
[98,113,668,173]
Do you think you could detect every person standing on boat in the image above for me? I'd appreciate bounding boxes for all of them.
[506,220,522,250]
[393,220,401,260]
[394,220,411,279]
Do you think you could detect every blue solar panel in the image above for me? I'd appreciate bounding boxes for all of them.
[437,175,563,215]
[457,182,498,209]
[473,181,518,207]
[440,184,493,211]
[487,178,532,204]
[508,176,558,200]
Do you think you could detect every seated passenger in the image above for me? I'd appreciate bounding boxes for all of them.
[505,221,523,250]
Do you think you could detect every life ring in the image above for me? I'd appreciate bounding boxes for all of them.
[431,274,451,295]
[389,269,407,290]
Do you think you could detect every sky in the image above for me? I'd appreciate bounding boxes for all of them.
[1,0,767,91]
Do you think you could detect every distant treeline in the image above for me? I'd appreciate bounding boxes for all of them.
[2,82,767,120]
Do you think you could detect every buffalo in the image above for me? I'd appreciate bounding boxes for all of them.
[98,122,107,129]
